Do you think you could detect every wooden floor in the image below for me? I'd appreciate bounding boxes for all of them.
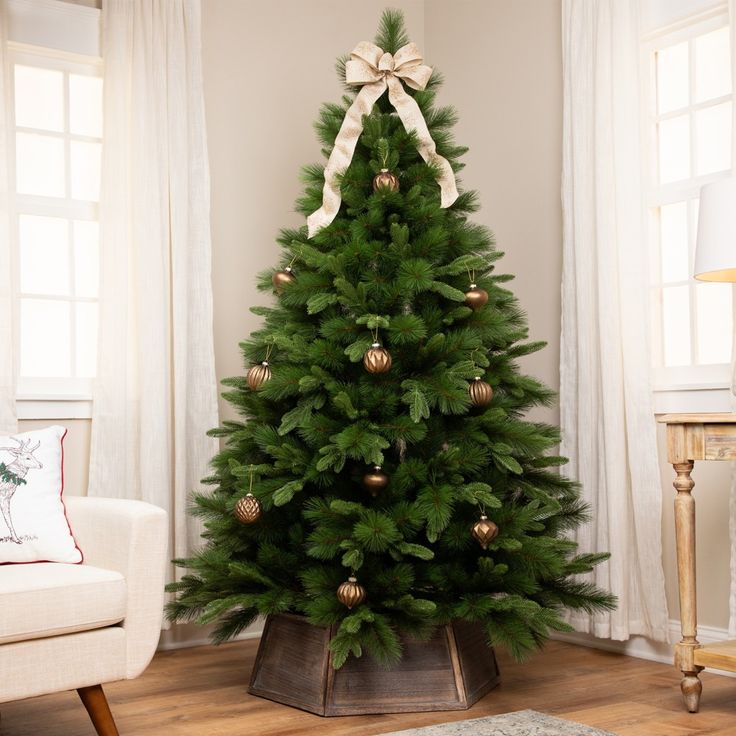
[3,639,736,735]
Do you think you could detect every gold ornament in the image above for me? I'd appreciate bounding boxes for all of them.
[337,576,366,609]
[469,376,493,407]
[471,515,499,550]
[362,465,389,497]
[272,266,295,293]
[464,283,489,310]
[247,361,272,390]
[235,493,262,524]
[373,168,400,193]
[363,342,392,374]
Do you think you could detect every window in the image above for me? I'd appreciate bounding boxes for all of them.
[6,0,102,416]
[644,8,733,402]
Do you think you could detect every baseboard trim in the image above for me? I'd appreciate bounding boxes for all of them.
[551,619,736,678]
[157,618,735,678]
[157,627,264,652]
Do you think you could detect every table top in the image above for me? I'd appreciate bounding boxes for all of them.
[658,413,736,425]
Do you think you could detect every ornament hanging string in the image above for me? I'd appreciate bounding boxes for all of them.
[306,41,459,238]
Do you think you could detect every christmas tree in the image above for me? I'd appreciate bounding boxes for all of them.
[167,9,614,669]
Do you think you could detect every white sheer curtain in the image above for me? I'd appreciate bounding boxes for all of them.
[727,0,736,638]
[560,0,669,641]
[0,4,16,436]
[90,0,219,580]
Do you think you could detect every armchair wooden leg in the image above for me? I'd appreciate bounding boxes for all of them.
[77,685,120,736]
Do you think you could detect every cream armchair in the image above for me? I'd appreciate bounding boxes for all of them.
[0,496,167,736]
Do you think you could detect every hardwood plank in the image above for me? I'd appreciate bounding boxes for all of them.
[2,639,736,735]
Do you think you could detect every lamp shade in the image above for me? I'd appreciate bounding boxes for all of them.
[694,177,736,282]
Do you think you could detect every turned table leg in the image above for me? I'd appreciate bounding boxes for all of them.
[672,461,703,713]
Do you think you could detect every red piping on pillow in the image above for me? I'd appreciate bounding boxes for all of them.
[59,427,84,564]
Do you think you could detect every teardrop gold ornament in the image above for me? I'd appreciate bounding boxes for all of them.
[272,266,295,293]
[363,342,392,374]
[471,515,499,550]
[337,576,366,609]
[372,168,400,193]
[464,283,489,310]
[247,361,272,390]
[469,376,493,407]
[234,493,262,524]
[362,465,389,497]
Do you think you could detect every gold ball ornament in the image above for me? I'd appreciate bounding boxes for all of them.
[247,361,272,390]
[469,376,493,407]
[362,465,389,497]
[464,283,489,310]
[471,515,499,550]
[363,342,392,374]
[272,266,295,293]
[337,576,366,609]
[372,168,400,193]
[234,493,262,524]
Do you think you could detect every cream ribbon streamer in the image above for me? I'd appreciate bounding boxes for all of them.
[306,41,459,238]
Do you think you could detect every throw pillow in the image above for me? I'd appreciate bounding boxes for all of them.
[0,425,82,564]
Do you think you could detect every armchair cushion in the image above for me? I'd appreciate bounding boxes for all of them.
[0,562,126,645]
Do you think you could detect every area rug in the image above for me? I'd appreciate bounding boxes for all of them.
[378,710,616,736]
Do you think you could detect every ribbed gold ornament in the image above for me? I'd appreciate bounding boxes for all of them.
[363,342,392,374]
[464,283,489,310]
[234,493,262,524]
[471,515,498,550]
[469,376,493,407]
[337,576,366,609]
[362,465,389,497]
[247,361,272,390]
[372,168,399,193]
[272,266,295,293]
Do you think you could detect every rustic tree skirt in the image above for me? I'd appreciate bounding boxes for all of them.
[248,613,500,716]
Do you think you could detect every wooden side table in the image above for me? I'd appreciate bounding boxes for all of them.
[658,412,736,713]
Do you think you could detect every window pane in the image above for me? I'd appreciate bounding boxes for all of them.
[20,299,71,377]
[660,202,689,283]
[70,140,101,201]
[14,65,63,132]
[69,74,103,138]
[696,283,733,364]
[75,303,98,378]
[19,215,70,296]
[658,115,690,183]
[16,133,65,197]
[657,41,689,114]
[695,102,732,176]
[73,220,99,298]
[695,26,732,103]
[662,285,691,366]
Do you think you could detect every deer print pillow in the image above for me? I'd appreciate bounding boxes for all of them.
[0,425,82,564]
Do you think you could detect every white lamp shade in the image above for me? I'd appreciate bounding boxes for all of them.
[694,177,736,282]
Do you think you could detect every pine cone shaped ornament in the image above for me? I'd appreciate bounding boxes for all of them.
[272,266,295,293]
[372,168,399,192]
[469,376,493,407]
[337,576,366,609]
[464,283,489,310]
[234,493,262,524]
[472,515,499,550]
[363,342,392,374]
[247,361,272,390]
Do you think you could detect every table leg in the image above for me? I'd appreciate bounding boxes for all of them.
[672,460,702,713]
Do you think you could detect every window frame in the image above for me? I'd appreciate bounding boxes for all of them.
[6,0,102,420]
[641,3,734,413]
